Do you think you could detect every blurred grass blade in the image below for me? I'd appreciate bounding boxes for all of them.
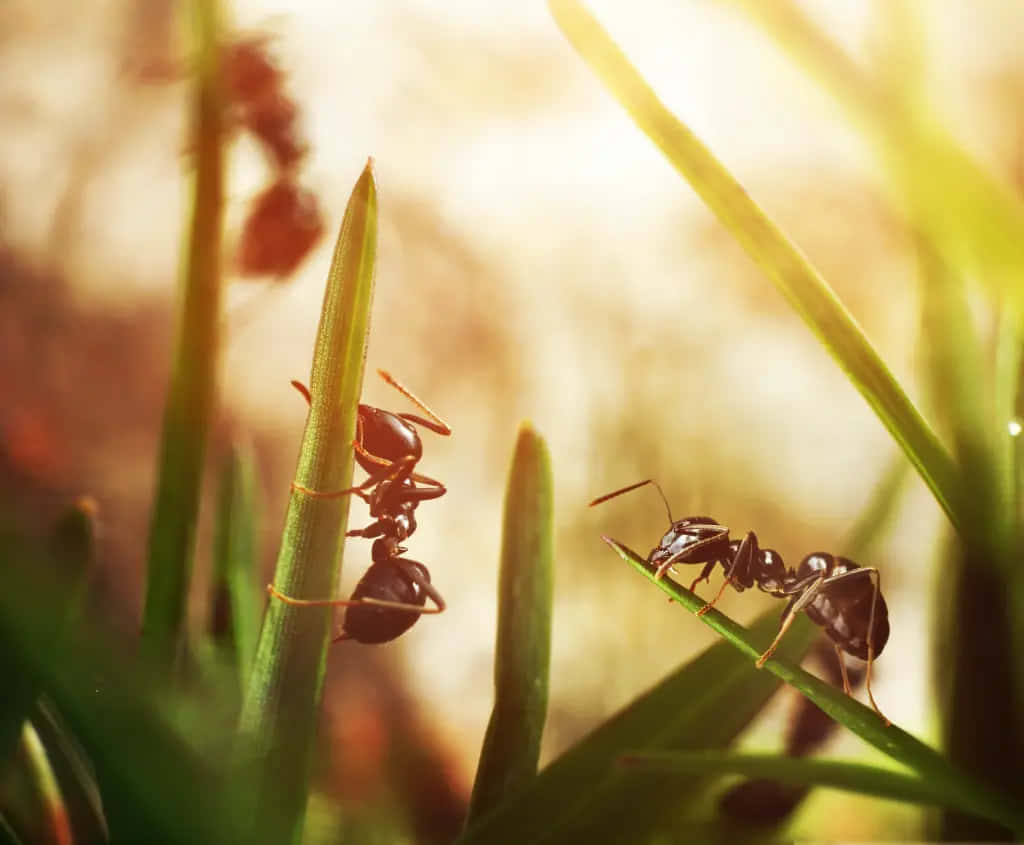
[725,0,1024,316]
[620,751,1010,822]
[142,0,226,670]
[459,607,817,844]
[839,456,910,563]
[211,443,261,692]
[603,539,1024,836]
[548,0,964,536]
[238,159,378,845]
[466,424,554,825]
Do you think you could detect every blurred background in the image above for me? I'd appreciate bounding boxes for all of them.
[2,0,1022,839]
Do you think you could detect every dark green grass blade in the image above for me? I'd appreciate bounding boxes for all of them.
[548,0,964,536]
[237,160,377,845]
[603,539,1024,836]
[0,814,24,845]
[465,424,554,825]
[210,444,260,693]
[142,0,226,670]
[0,542,244,843]
[0,501,97,762]
[620,751,996,818]
[459,608,817,844]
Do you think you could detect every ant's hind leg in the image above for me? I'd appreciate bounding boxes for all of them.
[833,643,852,695]
[862,568,890,725]
[755,574,824,668]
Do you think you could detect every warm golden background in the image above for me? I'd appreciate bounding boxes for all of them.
[3,0,1022,839]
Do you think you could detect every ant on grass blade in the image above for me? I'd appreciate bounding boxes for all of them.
[268,370,450,644]
[590,478,890,724]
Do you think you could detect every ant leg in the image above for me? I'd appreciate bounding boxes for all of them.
[755,574,825,668]
[688,560,717,593]
[696,532,756,617]
[290,380,312,405]
[833,643,852,695]
[695,573,731,617]
[268,567,444,616]
[346,519,386,538]
[393,558,446,614]
[377,370,452,435]
[862,567,889,725]
[292,454,417,501]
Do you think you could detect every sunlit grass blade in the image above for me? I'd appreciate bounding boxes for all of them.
[142,0,226,670]
[620,751,1009,822]
[459,607,817,843]
[30,699,108,845]
[603,539,1024,836]
[210,443,260,693]
[724,0,1024,316]
[465,424,554,825]
[548,0,964,537]
[237,159,377,845]
[0,722,73,845]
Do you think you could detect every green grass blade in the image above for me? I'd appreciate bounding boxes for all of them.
[211,443,261,692]
[465,423,554,825]
[603,539,1024,836]
[459,607,817,844]
[142,0,226,670]
[237,160,377,845]
[620,751,1001,820]
[548,0,964,536]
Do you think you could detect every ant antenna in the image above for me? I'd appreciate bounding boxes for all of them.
[377,369,452,434]
[588,478,674,524]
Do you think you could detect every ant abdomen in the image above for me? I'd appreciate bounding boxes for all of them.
[342,559,433,644]
[796,553,890,661]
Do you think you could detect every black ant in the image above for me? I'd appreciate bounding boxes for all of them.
[589,479,890,723]
[268,370,450,644]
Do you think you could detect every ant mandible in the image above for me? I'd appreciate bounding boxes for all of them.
[268,370,451,643]
[589,479,890,723]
